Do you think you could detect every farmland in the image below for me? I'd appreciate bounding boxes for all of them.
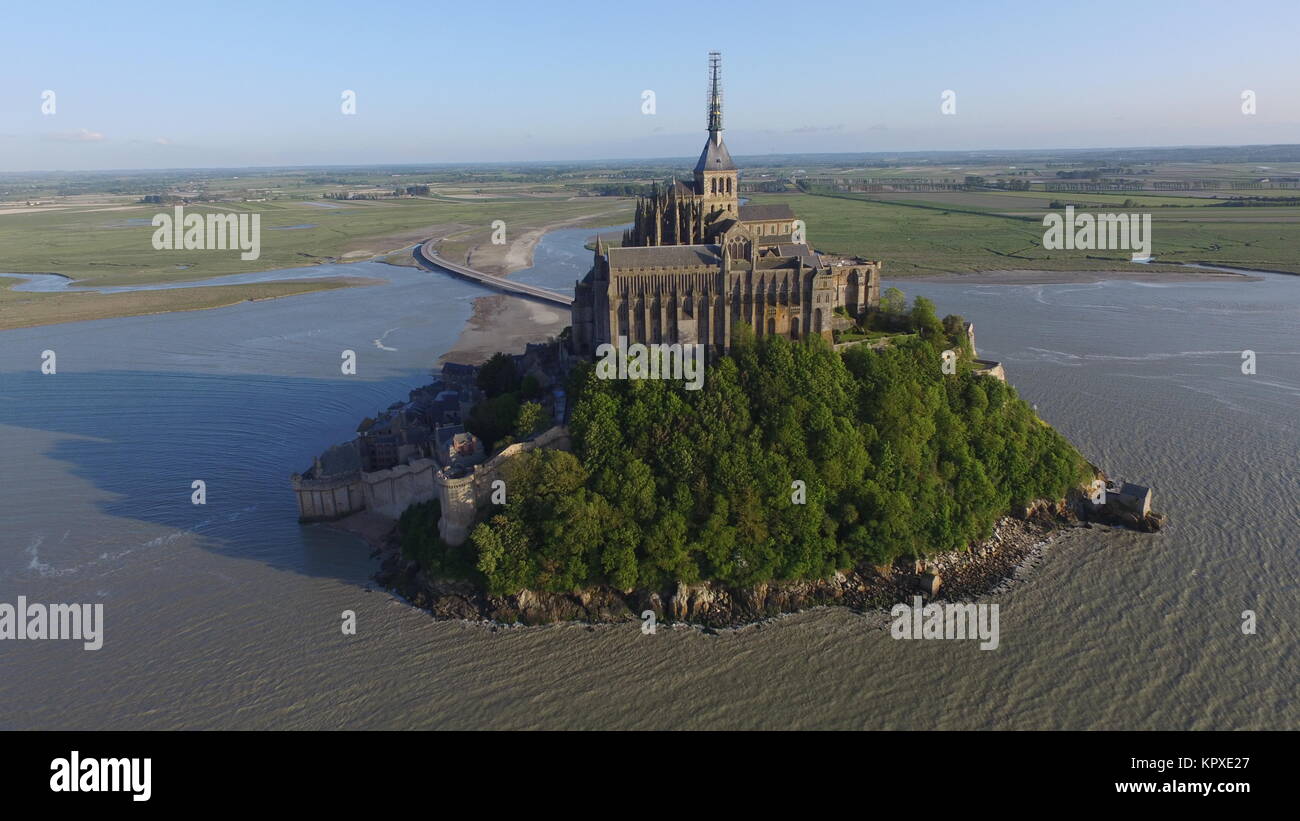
[750,187,1300,276]
[2,148,1297,329]
[0,169,635,327]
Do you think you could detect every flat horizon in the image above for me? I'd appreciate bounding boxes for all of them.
[6,141,1300,176]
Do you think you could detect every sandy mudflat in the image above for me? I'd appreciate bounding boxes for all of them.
[464,207,622,276]
[440,210,620,364]
[441,294,567,365]
[0,206,75,216]
[903,267,1264,285]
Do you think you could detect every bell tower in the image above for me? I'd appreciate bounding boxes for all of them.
[693,51,738,218]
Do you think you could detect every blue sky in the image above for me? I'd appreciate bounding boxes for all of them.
[2,0,1297,171]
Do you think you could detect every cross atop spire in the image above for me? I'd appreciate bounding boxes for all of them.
[707,51,723,143]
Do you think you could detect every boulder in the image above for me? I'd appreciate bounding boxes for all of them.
[917,573,942,597]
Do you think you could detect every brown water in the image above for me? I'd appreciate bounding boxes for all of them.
[1,248,1296,730]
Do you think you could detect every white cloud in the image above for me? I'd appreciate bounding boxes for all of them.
[45,128,105,142]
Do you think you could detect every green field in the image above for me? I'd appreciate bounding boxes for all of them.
[752,192,1300,275]
[0,196,631,286]
[0,190,632,329]
[858,191,1236,210]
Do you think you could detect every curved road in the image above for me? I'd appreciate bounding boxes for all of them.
[413,240,573,308]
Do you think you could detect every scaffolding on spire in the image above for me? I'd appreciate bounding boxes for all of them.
[707,51,723,141]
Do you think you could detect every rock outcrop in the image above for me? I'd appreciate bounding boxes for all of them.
[374,508,1088,629]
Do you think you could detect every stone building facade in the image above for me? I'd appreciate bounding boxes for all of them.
[571,52,880,357]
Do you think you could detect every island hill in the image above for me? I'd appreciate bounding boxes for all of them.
[294,52,1161,626]
[294,291,1160,628]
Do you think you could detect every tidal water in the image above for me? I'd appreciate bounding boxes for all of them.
[0,236,1296,730]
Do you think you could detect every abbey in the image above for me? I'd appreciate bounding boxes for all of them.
[571,52,880,357]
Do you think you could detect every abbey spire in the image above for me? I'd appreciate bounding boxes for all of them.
[693,51,738,216]
[707,50,723,145]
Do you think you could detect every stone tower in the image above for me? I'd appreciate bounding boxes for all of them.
[693,51,737,219]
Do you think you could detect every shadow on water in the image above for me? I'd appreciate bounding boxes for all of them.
[0,226,633,588]
[0,367,436,583]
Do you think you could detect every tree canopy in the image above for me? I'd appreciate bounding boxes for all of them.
[464,307,1091,596]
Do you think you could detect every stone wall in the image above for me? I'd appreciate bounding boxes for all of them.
[361,458,439,519]
[973,360,1007,382]
[436,425,572,546]
[292,456,439,523]
[291,472,365,522]
[833,336,897,353]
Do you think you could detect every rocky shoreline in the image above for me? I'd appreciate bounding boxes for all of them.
[366,496,1155,630]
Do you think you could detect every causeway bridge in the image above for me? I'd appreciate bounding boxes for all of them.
[414,240,573,308]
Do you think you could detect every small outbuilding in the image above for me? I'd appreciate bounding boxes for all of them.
[1105,481,1152,517]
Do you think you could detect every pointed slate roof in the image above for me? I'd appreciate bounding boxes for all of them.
[694,134,736,173]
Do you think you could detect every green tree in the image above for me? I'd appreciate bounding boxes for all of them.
[418,320,1092,597]
[472,515,534,594]
[520,373,542,399]
[880,286,907,314]
[514,401,545,438]
[467,392,520,450]
[477,352,519,398]
[910,296,945,341]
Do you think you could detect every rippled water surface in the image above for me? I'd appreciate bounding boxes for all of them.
[1,240,1296,729]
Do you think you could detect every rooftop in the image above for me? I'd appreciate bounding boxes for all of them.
[694,135,736,173]
[1111,481,1151,499]
[608,244,722,269]
[776,242,815,258]
[738,203,796,222]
